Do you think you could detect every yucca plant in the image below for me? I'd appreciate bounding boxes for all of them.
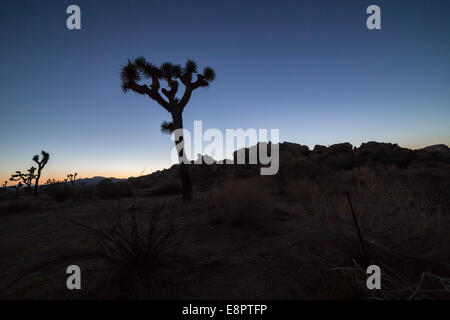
[1,202,176,299]
[120,58,216,201]
[63,202,175,297]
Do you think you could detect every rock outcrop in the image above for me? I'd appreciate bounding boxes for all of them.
[328,142,353,154]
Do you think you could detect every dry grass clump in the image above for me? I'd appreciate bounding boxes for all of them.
[203,178,271,226]
[286,165,450,299]
[0,197,44,215]
[1,201,177,299]
[69,202,176,298]
[96,179,134,199]
[150,180,182,197]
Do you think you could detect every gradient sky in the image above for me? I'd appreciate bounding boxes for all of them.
[1,0,449,182]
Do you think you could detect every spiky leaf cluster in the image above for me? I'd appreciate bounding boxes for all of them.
[120,57,216,105]
[160,121,175,135]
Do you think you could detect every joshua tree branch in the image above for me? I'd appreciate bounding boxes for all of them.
[191,74,210,89]
[151,90,172,111]
[178,75,208,110]
[177,86,192,110]
[128,82,172,112]
[161,79,179,104]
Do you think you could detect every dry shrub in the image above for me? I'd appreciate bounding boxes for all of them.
[67,202,176,298]
[151,180,181,197]
[46,186,73,202]
[1,202,176,299]
[287,166,450,299]
[203,178,271,226]
[274,158,329,194]
[96,179,133,199]
[0,197,44,215]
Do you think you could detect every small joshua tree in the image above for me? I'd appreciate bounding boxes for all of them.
[13,182,23,197]
[120,58,216,201]
[1,181,7,197]
[67,173,77,189]
[10,167,37,193]
[45,178,57,185]
[32,151,50,196]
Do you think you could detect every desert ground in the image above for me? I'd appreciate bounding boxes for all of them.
[0,141,449,299]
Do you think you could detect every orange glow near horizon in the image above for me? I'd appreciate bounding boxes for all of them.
[1,140,448,186]
[0,165,170,186]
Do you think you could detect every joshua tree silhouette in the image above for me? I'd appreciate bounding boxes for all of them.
[120,58,215,201]
[67,173,77,189]
[32,151,49,196]
[10,167,37,193]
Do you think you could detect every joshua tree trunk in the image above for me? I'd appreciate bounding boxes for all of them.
[171,110,192,201]
[33,174,40,196]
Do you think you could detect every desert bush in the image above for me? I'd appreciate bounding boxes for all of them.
[134,178,154,189]
[204,178,271,226]
[96,179,133,199]
[46,186,73,202]
[70,202,176,298]
[0,198,43,215]
[289,167,450,299]
[367,150,416,168]
[326,154,365,171]
[274,158,331,195]
[150,180,181,197]
[232,164,258,178]
[269,155,336,196]
[73,184,95,199]
[2,202,176,299]
[388,150,416,167]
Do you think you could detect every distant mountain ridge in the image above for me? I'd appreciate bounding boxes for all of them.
[74,176,127,186]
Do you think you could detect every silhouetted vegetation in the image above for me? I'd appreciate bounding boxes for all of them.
[2,202,176,298]
[120,57,216,201]
[67,173,77,189]
[160,120,175,135]
[32,151,49,196]
[66,202,176,298]
[150,180,181,197]
[9,167,36,193]
[96,179,133,199]
[12,182,23,197]
[0,181,7,198]
[46,185,72,202]
[45,178,57,185]
[0,198,43,216]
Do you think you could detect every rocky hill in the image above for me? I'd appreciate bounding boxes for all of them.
[130,141,450,189]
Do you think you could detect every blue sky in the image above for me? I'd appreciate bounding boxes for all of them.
[0,0,449,182]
